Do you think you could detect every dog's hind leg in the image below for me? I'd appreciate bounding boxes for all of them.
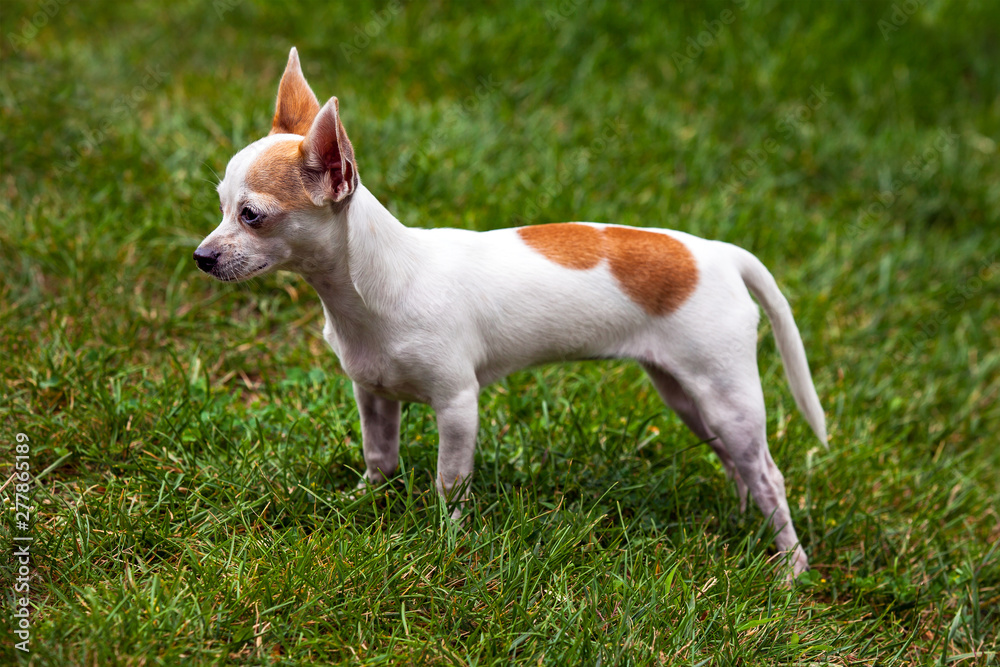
[642,362,749,511]
[678,360,809,579]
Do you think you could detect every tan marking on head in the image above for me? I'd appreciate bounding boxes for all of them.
[245,139,315,210]
[517,223,605,270]
[518,223,699,315]
[604,226,698,315]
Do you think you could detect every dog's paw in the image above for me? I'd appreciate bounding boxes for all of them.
[780,547,811,585]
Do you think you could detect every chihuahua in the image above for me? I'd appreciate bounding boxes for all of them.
[195,48,827,578]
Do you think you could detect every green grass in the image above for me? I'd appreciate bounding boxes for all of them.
[2,0,998,664]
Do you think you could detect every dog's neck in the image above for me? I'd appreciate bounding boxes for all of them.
[300,184,419,333]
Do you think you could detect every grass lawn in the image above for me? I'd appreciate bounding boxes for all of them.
[2,0,998,664]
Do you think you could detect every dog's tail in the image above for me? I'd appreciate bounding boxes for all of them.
[735,247,828,447]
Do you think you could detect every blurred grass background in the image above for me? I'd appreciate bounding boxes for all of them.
[1,0,998,664]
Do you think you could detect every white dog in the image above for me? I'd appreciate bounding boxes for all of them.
[195,48,827,578]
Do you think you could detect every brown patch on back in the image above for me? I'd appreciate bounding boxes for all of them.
[517,223,605,270]
[246,139,314,210]
[518,223,699,315]
[604,226,698,315]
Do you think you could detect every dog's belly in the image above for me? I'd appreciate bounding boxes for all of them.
[473,351,620,389]
[472,310,656,388]
[474,291,652,378]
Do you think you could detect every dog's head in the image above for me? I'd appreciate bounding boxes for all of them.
[194,47,359,281]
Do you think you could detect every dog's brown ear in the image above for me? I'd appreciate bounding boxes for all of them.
[301,96,359,204]
[270,47,320,136]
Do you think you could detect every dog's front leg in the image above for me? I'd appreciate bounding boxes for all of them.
[433,387,480,519]
[354,382,401,486]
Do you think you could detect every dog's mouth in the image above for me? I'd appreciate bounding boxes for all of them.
[194,247,271,282]
[212,261,270,282]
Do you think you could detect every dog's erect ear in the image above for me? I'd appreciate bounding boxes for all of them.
[270,47,320,136]
[301,97,359,205]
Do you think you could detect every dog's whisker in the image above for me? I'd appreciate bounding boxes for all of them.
[204,161,222,184]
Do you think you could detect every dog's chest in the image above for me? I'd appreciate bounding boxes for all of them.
[325,328,430,404]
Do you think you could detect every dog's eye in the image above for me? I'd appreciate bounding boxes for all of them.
[240,206,265,227]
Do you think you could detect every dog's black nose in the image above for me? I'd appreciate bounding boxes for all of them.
[193,247,220,273]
